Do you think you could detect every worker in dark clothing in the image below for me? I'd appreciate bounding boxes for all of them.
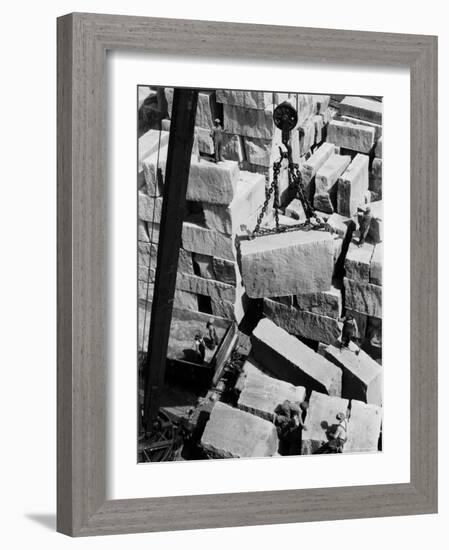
[274,400,308,455]
[358,206,372,246]
[206,319,219,349]
[210,118,225,163]
[193,333,206,363]
[315,412,348,454]
[339,314,360,354]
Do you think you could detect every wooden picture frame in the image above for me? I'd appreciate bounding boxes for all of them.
[57,12,438,536]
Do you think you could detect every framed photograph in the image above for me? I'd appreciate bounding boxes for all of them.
[57,13,438,536]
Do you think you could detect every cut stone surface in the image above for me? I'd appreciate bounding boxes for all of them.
[212,257,239,285]
[320,344,383,407]
[138,193,163,223]
[195,91,217,129]
[337,153,369,217]
[201,401,279,458]
[138,129,170,172]
[137,285,198,316]
[186,160,240,205]
[182,222,236,261]
[240,230,334,298]
[297,118,315,156]
[192,253,214,279]
[339,96,383,125]
[222,133,245,163]
[345,242,375,282]
[345,400,382,453]
[195,127,214,155]
[285,199,306,221]
[237,358,306,421]
[147,222,160,243]
[314,154,351,213]
[301,391,349,454]
[339,115,382,140]
[324,213,352,238]
[367,200,383,243]
[138,220,149,242]
[251,318,342,395]
[327,120,375,154]
[203,172,266,234]
[176,272,238,302]
[301,142,335,186]
[370,243,383,286]
[223,104,274,139]
[216,89,273,110]
[295,286,342,319]
[210,295,246,323]
[243,136,272,168]
[369,157,382,196]
[313,114,324,144]
[344,277,382,319]
[138,241,158,268]
[375,137,383,158]
[263,298,341,345]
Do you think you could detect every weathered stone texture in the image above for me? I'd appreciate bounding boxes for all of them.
[324,212,352,238]
[285,199,306,221]
[212,257,238,286]
[138,129,169,172]
[301,391,349,454]
[340,115,382,140]
[345,242,375,282]
[138,193,163,223]
[251,319,342,395]
[327,120,375,154]
[138,220,149,242]
[370,243,383,286]
[345,400,382,453]
[223,104,274,140]
[263,298,341,345]
[222,133,245,163]
[375,136,383,158]
[243,136,272,168]
[344,277,382,319]
[216,89,273,110]
[176,272,237,302]
[369,157,382,196]
[337,154,369,217]
[195,126,214,155]
[314,154,351,213]
[240,230,334,298]
[295,286,342,319]
[301,142,336,186]
[367,200,383,243]
[237,359,306,421]
[339,96,383,125]
[320,344,383,407]
[186,160,240,205]
[192,253,214,279]
[201,401,279,458]
[182,222,236,261]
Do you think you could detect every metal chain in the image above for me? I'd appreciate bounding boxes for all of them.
[251,157,283,237]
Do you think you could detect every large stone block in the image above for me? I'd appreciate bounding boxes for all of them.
[337,153,369,217]
[263,298,341,345]
[138,129,169,172]
[212,257,239,286]
[195,91,217,129]
[295,286,342,319]
[345,400,382,453]
[210,295,246,323]
[324,212,352,238]
[314,154,351,213]
[339,96,383,125]
[375,136,383,158]
[223,104,274,140]
[370,243,383,286]
[344,277,382,319]
[186,160,240,205]
[237,359,306,421]
[301,391,349,454]
[176,272,238,302]
[285,199,306,221]
[216,89,273,110]
[240,229,334,298]
[138,192,163,223]
[182,222,236,261]
[301,142,335,186]
[327,120,375,154]
[340,115,382,140]
[203,172,266,235]
[297,118,315,156]
[368,200,383,243]
[201,401,279,458]
[243,136,272,168]
[345,242,375,282]
[320,344,383,407]
[191,252,214,278]
[222,133,245,162]
[195,126,214,155]
[146,222,160,244]
[138,220,149,242]
[369,157,382,196]
[251,318,342,395]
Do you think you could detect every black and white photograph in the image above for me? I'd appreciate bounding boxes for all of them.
[137,86,383,462]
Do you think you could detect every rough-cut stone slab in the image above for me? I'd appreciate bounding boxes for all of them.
[251,319,342,395]
[295,286,342,319]
[137,283,198,313]
[324,213,352,238]
[263,298,341,345]
[345,242,375,282]
[146,222,160,243]
[210,295,245,323]
[370,243,383,285]
[138,220,149,242]
[240,230,334,298]
[243,136,272,168]
[222,133,245,162]
[375,136,382,158]
[301,391,349,454]
[138,192,163,223]
[344,277,382,319]
[182,222,236,261]
[223,104,274,139]
[314,154,351,213]
[345,400,382,453]
[192,253,214,279]
[340,115,382,140]
[297,118,315,156]
[212,257,238,286]
[176,272,237,302]
[186,160,240,205]
[320,344,383,407]
[216,89,273,110]
[138,129,169,172]
[368,200,383,243]
[339,96,383,125]
[285,199,306,221]
[301,142,335,186]
[201,401,279,458]
[138,241,158,268]
[237,359,306,421]
[369,157,382,196]
[337,154,369,217]
[203,172,266,234]
[195,90,217,129]
[327,120,375,154]
[195,126,214,155]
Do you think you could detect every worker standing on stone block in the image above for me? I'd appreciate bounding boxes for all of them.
[315,412,348,454]
[193,333,206,363]
[206,319,219,349]
[274,400,308,455]
[210,118,225,163]
[358,206,372,246]
[339,314,360,354]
